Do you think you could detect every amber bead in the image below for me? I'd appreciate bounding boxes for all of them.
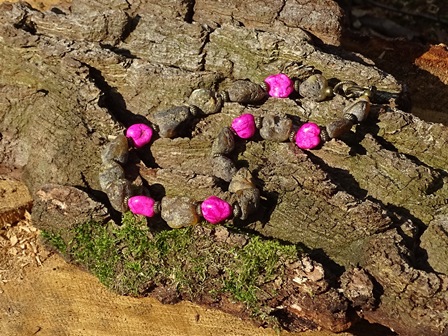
[235,188,260,220]
[259,115,293,142]
[161,196,199,229]
[326,118,354,139]
[152,106,193,138]
[229,168,255,193]
[211,127,235,155]
[99,162,132,213]
[188,88,223,115]
[343,96,371,123]
[99,162,125,187]
[212,155,237,182]
[101,134,129,164]
[225,79,267,104]
[299,74,332,102]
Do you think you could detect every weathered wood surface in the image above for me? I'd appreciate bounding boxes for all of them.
[0,1,447,335]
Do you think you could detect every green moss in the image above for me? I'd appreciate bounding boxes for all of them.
[41,230,67,254]
[44,213,302,325]
[69,220,120,287]
[224,236,298,312]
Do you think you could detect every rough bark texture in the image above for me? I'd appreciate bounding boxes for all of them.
[192,0,344,45]
[0,1,447,335]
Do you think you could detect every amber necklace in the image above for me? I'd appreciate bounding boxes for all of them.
[99,72,374,228]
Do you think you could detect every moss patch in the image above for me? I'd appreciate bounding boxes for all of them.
[41,213,302,325]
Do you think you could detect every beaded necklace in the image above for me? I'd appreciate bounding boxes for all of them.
[99,73,374,229]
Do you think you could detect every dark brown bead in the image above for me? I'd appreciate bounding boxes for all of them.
[106,179,132,213]
[101,134,129,164]
[212,155,237,182]
[99,162,125,190]
[235,188,260,220]
[259,115,293,142]
[226,79,267,104]
[343,97,371,123]
[229,168,255,193]
[152,106,193,138]
[99,162,132,212]
[326,118,355,139]
[161,196,199,229]
[211,127,235,155]
[188,88,223,115]
[299,74,332,102]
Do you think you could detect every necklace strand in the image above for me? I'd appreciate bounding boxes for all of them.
[100,72,375,228]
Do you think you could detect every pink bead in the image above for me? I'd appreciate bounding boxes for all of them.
[201,196,232,224]
[126,123,153,148]
[128,196,156,217]
[231,113,256,139]
[264,73,294,98]
[295,122,321,149]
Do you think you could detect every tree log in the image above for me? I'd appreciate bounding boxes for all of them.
[0,1,447,335]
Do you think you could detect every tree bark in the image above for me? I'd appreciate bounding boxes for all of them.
[1,1,447,335]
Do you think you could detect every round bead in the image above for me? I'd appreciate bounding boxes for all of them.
[299,74,330,102]
[226,80,267,104]
[152,106,192,138]
[128,195,156,217]
[295,122,321,149]
[188,88,223,115]
[231,113,256,139]
[201,196,232,224]
[264,73,294,98]
[126,124,153,148]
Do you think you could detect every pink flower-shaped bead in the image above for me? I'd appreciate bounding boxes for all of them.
[128,196,156,217]
[264,73,294,98]
[201,196,232,224]
[295,122,321,149]
[231,113,256,139]
[126,123,153,148]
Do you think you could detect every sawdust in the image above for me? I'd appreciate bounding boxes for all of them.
[0,210,51,285]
